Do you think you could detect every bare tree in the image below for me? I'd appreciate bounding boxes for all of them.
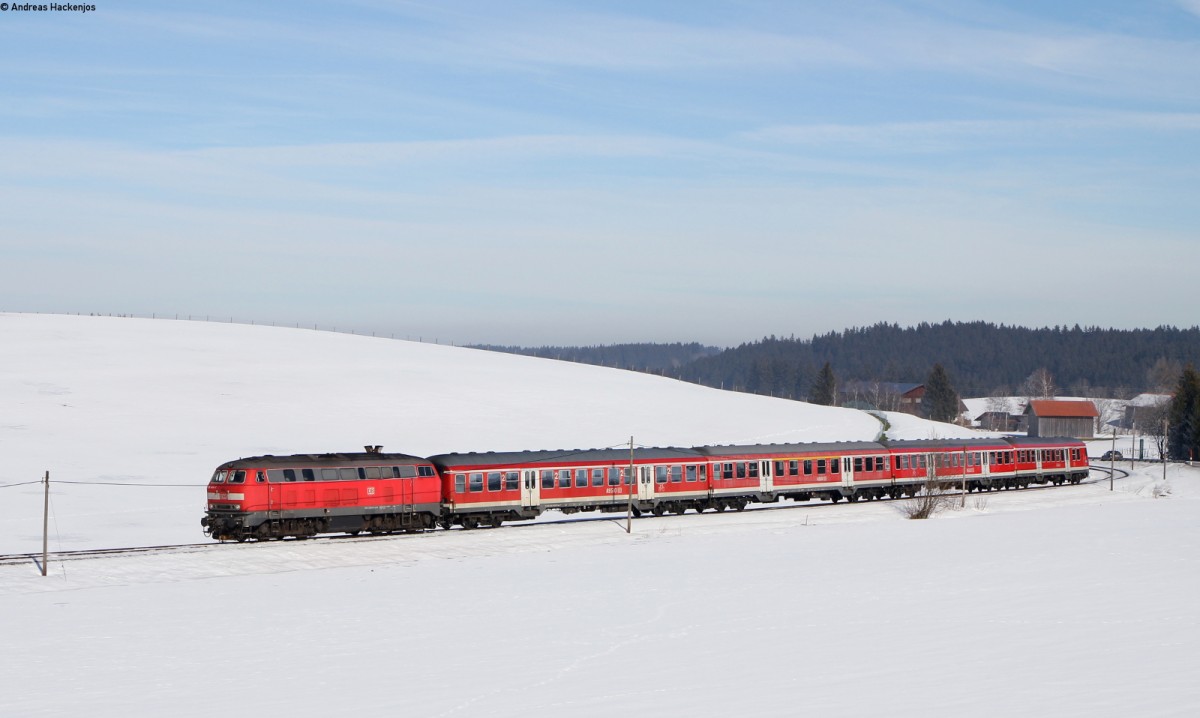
[866,380,902,412]
[1138,400,1170,460]
[901,457,954,519]
[1092,397,1122,433]
[1147,357,1183,393]
[1021,367,1057,400]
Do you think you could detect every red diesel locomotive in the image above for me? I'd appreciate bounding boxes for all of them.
[202,436,1091,541]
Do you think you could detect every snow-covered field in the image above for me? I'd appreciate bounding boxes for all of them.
[3,314,1198,717]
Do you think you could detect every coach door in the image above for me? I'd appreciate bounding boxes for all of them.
[842,457,855,490]
[638,466,654,501]
[521,470,539,509]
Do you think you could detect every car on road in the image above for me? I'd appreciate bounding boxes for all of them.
[1100,450,1124,461]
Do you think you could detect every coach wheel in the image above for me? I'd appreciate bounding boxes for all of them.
[846,493,858,503]
[715,502,727,513]
[489,515,503,528]
[673,504,688,515]
[734,500,747,511]
[651,505,665,517]
[463,516,480,530]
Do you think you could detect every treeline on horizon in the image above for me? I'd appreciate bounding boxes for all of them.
[472,321,1200,400]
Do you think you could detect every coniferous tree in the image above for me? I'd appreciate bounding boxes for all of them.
[810,362,836,406]
[924,363,960,423]
[1167,365,1200,461]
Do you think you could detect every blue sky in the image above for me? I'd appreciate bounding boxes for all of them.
[1,1,1198,345]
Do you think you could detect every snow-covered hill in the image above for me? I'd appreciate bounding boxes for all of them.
[0,313,975,551]
[3,314,1197,718]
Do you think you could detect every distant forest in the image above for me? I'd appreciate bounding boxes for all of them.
[472,322,1200,400]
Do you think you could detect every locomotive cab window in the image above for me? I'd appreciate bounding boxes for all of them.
[230,470,247,484]
[211,470,228,484]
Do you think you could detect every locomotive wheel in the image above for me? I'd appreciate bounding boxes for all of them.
[734,500,747,511]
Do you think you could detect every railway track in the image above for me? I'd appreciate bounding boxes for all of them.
[0,464,1137,568]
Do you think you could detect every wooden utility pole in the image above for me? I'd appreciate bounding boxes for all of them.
[42,471,49,577]
[626,437,634,534]
[1110,428,1116,491]
[960,448,967,508]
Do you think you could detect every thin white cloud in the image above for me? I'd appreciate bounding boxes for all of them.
[744,111,1200,152]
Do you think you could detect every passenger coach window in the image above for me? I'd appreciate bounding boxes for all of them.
[455,474,465,493]
[830,458,840,474]
[656,466,668,484]
[607,467,621,486]
[575,469,588,488]
[541,470,555,489]
[470,473,483,492]
[505,472,519,491]
[817,459,826,475]
[804,460,813,475]
[487,472,502,491]
[723,463,734,480]
[854,457,863,472]
[676,466,687,483]
[558,470,571,489]
[592,469,604,487]
[789,460,799,476]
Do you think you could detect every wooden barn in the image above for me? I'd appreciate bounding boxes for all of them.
[1024,400,1099,438]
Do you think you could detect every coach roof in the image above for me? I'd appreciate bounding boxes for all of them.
[697,441,887,456]
[428,446,703,467]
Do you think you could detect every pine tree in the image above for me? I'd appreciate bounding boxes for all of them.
[1168,365,1200,461]
[924,363,960,423]
[810,362,836,406]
